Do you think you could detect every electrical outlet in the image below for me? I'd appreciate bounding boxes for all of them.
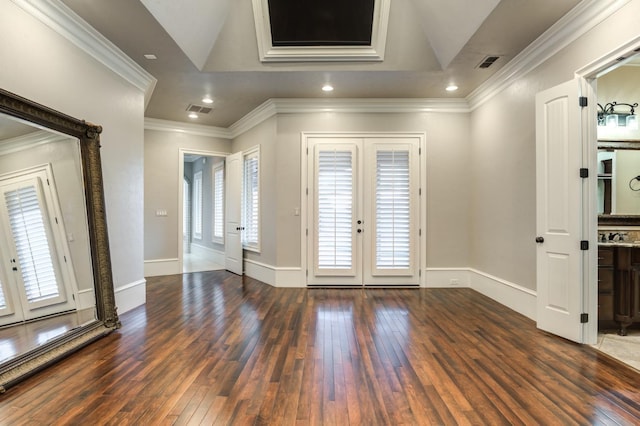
[450,278,460,286]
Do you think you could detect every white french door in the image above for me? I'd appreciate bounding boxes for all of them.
[307,136,421,287]
[0,168,76,326]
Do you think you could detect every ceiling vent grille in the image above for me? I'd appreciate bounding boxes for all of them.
[186,104,213,114]
[476,55,501,69]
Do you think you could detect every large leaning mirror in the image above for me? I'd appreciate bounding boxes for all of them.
[0,88,119,392]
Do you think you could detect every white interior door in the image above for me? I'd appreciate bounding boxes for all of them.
[535,79,584,342]
[225,152,243,275]
[307,136,420,287]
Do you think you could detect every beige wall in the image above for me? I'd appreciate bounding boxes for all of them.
[144,129,231,260]
[469,0,640,291]
[243,111,472,269]
[0,0,147,312]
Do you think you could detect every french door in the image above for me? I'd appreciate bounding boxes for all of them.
[307,136,421,286]
[0,167,76,325]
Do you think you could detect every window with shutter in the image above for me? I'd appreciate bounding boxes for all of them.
[242,148,260,250]
[317,149,354,270]
[213,164,224,243]
[4,183,60,304]
[375,150,411,269]
[193,171,203,239]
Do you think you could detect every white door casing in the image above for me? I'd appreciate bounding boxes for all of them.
[225,152,243,275]
[535,79,584,343]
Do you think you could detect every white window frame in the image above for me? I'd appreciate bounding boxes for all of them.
[242,146,260,252]
[212,163,224,244]
[193,170,203,240]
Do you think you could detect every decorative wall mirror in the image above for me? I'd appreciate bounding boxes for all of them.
[0,88,119,392]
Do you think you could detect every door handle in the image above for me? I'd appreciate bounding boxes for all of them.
[357,229,362,233]
[535,236,544,243]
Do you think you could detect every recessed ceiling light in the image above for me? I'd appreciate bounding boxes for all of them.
[188,112,198,119]
[144,54,157,60]
[446,84,459,92]
[202,97,214,104]
[322,84,334,92]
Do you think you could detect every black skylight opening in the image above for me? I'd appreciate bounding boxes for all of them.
[267,0,375,46]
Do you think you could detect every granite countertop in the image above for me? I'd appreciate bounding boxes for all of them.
[598,241,640,247]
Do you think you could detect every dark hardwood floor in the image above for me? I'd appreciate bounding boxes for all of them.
[0,271,639,425]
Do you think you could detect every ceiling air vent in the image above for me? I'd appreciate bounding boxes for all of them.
[186,104,213,114]
[476,55,501,69]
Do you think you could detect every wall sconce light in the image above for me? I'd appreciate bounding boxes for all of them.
[598,101,639,129]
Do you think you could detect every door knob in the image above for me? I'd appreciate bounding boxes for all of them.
[357,229,362,233]
[535,236,544,243]
[357,220,362,224]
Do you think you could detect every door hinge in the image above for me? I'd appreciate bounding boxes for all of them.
[306,188,308,196]
[306,147,309,155]
[580,240,589,250]
[419,188,421,196]
[419,269,422,277]
[579,96,588,107]
[306,269,308,277]
[579,168,589,178]
[55,217,59,224]
[580,313,588,323]
[64,255,67,263]
[419,147,421,155]
[46,178,50,186]
[306,228,308,236]
[419,229,421,236]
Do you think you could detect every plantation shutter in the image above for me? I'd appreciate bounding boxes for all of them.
[213,166,224,241]
[242,150,259,248]
[375,150,411,269]
[317,149,354,271]
[193,171,203,239]
[4,182,60,304]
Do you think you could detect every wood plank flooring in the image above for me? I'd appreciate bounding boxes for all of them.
[0,271,639,424]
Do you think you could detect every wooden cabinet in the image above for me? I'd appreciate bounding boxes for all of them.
[598,246,615,324]
[614,246,640,335]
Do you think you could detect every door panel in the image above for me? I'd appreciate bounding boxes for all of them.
[225,152,243,275]
[308,140,362,286]
[535,79,583,342]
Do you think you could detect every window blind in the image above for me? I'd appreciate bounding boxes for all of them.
[4,184,60,303]
[242,152,259,248]
[213,166,224,241]
[193,171,203,239]
[0,281,6,310]
[317,150,353,269]
[375,150,410,269]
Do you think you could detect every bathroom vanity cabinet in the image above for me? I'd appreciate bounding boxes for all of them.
[598,244,640,335]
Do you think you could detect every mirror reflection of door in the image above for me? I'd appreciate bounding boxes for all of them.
[0,166,77,326]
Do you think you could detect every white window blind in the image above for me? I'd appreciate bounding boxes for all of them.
[193,171,203,239]
[4,183,60,303]
[183,178,190,239]
[317,150,353,269]
[242,149,260,249]
[213,165,224,242]
[375,150,410,269]
[0,280,6,311]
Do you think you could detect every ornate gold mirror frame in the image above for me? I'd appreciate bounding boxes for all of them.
[0,88,119,392]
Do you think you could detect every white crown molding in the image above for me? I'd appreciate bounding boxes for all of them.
[0,130,69,157]
[11,0,157,106]
[251,0,390,62]
[145,117,232,139]
[466,0,631,110]
[229,98,470,138]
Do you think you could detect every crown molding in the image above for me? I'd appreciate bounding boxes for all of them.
[466,0,631,110]
[251,0,390,62]
[229,98,470,138]
[145,118,232,139]
[11,0,157,107]
[0,130,68,157]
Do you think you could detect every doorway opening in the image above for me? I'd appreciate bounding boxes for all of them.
[591,51,640,369]
[180,151,227,273]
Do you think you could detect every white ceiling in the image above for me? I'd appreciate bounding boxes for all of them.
[60,0,582,128]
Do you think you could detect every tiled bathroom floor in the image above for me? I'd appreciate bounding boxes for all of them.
[593,329,640,371]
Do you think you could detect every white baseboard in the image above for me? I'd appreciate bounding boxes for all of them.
[243,259,304,287]
[115,279,146,314]
[424,268,470,288]
[190,244,225,264]
[144,258,179,277]
[77,288,96,310]
[468,269,537,321]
